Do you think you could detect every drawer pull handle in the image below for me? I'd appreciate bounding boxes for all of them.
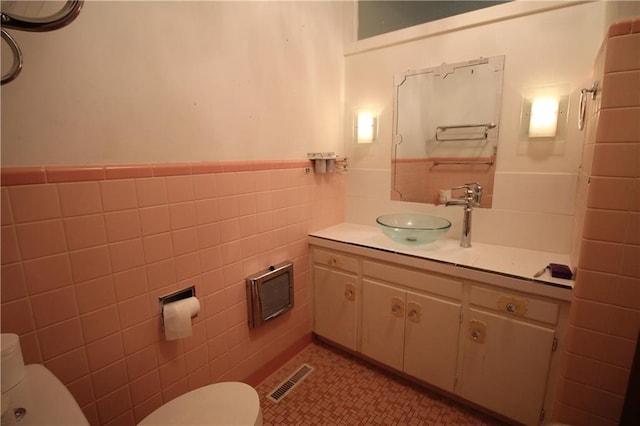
[471,329,482,341]
[497,296,528,316]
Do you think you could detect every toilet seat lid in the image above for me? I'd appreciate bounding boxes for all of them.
[138,382,261,426]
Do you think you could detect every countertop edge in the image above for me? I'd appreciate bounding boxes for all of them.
[308,224,574,302]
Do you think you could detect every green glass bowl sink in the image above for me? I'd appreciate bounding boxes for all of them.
[376,213,451,244]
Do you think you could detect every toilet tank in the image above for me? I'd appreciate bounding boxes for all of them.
[1,333,89,426]
[1,364,89,426]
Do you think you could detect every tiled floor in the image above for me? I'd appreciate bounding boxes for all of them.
[256,340,506,425]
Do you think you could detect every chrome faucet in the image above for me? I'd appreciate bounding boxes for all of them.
[465,182,483,207]
[445,185,475,247]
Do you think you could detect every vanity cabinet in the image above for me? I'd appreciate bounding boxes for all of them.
[310,241,569,425]
[312,249,359,351]
[458,286,560,425]
[360,261,462,393]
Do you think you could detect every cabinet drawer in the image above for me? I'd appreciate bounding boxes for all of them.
[469,286,559,325]
[313,249,359,273]
[362,261,462,300]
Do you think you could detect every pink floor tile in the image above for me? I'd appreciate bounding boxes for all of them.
[256,341,505,425]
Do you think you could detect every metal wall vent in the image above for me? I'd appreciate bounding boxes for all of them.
[267,364,314,403]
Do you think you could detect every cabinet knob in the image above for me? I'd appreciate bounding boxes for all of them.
[391,297,404,317]
[471,329,482,341]
[344,283,356,301]
[407,302,421,323]
[506,302,516,313]
[469,319,486,344]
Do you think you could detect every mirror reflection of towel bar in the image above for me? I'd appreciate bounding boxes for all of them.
[433,160,494,166]
[435,123,496,141]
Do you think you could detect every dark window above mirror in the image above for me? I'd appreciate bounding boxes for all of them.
[358,0,511,40]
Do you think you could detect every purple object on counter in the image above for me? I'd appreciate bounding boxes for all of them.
[549,263,573,279]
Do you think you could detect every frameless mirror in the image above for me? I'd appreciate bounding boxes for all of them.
[392,55,504,207]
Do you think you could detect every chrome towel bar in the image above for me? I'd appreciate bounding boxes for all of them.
[435,123,496,141]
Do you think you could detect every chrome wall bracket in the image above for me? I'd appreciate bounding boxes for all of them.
[578,81,599,131]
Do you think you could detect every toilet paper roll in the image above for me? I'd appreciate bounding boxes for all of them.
[438,189,452,204]
[163,297,200,341]
[314,159,326,174]
[326,158,336,173]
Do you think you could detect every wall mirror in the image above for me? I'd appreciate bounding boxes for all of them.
[392,55,504,207]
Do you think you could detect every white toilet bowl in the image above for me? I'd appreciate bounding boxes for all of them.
[138,381,262,426]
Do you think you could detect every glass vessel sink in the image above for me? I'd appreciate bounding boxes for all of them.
[376,213,452,244]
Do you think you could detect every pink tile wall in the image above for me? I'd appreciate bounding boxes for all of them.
[555,18,640,425]
[0,160,345,426]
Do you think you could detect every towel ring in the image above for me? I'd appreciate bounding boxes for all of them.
[1,0,84,85]
[1,29,22,85]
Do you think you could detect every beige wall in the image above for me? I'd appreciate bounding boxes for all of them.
[1,1,345,166]
[343,1,640,253]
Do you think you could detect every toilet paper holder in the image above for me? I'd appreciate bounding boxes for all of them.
[159,286,197,322]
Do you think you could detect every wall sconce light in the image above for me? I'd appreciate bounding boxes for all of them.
[520,85,568,142]
[355,111,378,144]
[529,97,559,138]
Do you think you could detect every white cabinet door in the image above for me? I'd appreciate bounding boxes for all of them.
[313,265,358,351]
[459,308,556,426]
[361,279,405,370]
[404,290,461,393]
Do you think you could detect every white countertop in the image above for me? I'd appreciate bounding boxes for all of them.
[309,223,574,292]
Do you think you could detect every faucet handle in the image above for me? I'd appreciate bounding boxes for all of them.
[451,185,474,199]
[465,182,482,191]
[451,185,471,191]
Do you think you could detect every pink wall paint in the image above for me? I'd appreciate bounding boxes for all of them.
[555,17,640,425]
[0,160,345,426]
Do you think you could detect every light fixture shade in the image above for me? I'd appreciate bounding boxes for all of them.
[356,112,377,144]
[529,97,559,138]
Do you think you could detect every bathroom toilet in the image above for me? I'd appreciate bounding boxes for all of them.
[138,381,262,426]
[1,333,261,425]
[1,334,89,426]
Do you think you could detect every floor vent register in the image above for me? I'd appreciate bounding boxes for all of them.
[267,364,314,403]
